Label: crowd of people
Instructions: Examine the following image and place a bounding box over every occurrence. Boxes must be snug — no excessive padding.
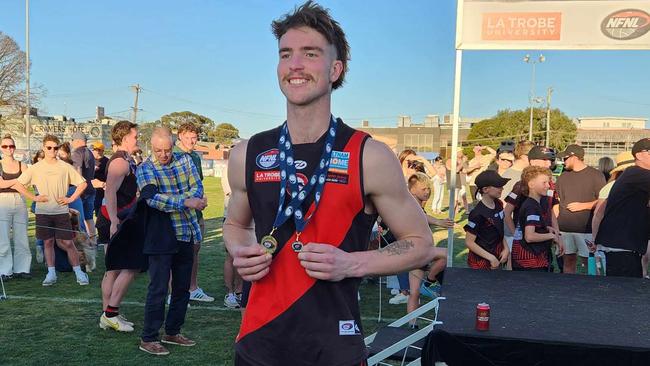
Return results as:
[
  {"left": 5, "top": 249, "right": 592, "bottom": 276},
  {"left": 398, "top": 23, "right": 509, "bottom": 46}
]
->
[{"left": 0, "top": 1, "right": 648, "bottom": 364}]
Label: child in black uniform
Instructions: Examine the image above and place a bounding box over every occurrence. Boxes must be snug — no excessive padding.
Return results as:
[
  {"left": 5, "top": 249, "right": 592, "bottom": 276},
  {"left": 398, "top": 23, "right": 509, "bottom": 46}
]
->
[{"left": 464, "top": 170, "right": 510, "bottom": 270}]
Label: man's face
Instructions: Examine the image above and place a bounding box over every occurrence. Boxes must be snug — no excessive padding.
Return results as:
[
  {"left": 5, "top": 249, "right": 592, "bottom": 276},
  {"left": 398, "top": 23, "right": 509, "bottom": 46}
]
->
[
  {"left": 92, "top": 149, "right": 103, "bottom": 160},
  {"left": 152, "top": 136, "right": 173, "bottom": 165},
  {"left": 122, "top": 128, "right": 139, "bottom": 154},
  {"left": 529, "top": 174, "right": 550, "bottom": 196},
  {"left": 564, "top": 155, "right": 577, "bottom": 170},
  {"left": 277, "top": 26, "right": 342, "bottom": 107},
  {"left": 42, "top": 141, "right": 59, "bottom": 159},
  {"left": 530, "top": 158, "right": 551, "bottom": 169},
  {"left": 483, "top": 186, "right": 504, "bottom": 199},
  {"left": 179, "top": 131, "right": 198, "bottom": 151},
  {"left": 635, "top": 151, "right": 650, "bottom": 168},
  {"left": 409, "top": 181, "right": 431, "bottom": 203},
  {"left": 496, "top": 153, "right": 514, "bottom": 170}
]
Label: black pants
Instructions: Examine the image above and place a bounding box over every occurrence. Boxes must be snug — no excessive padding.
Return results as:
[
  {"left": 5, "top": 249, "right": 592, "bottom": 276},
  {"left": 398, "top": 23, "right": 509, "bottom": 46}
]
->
[
  {"left": 141, "top": 241, "right": 193, "bottom": 342},
  {"left": 605, "top": 251, "right": 643, "bottom": 278}
]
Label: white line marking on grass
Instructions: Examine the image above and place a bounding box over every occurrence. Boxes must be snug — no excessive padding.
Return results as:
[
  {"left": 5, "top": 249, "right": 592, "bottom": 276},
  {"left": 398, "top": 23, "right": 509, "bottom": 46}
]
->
[{"left": 5, "top": 295, "right": 396, "bottom": 322}]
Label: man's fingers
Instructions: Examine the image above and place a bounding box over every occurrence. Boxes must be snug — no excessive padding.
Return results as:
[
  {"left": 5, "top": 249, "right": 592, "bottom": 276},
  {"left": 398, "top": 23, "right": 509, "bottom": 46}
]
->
[
  {"left": 304, "top": 269, "right": 333, "bottom": 281},
  {"left": 237, "top": 260, "right": 271, "bottom": 277},
  {"left": 299, "top": 259, "right": 332, "bottom": 273},
  {"left": 301, "top": 243, "right": 333, "bottom": 254},
  {"left": 233, "top": 245, "right": 267, "bottom": 258},
  {"left": 297, "top": 250, "right": 333, "bottom": 264},
  {"left": 233, "top": 252, "right": 271, "bottom": 269},
  {"left": 241, "top": 267, "right": 270, "bottom": 282}
]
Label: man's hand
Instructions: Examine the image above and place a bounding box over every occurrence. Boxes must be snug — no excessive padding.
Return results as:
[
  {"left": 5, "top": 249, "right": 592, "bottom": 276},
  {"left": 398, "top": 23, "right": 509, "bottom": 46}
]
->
[
  {"left": 433, "top": 218, "right": 454, "bottom": 229},
  {"left": 33, "top": 195, "right": 49, "bottom": 203},
  {"left": 567, "top": 202, "right": 588, "bottom": 212},
  {"left": 298, "top": 243, "right": 356, "bottom": 281},
  {"left": 488, "top": 254, "right": 500, "bottom": 269},
  {"left": 184, "top": 197, "right": 207, "bottom": 211},
  {"left": 56, "top": 197, "right": 73, "bottom": 205},
  {"left": 231, "top": 245, "right": 272, "bottom": 281}
]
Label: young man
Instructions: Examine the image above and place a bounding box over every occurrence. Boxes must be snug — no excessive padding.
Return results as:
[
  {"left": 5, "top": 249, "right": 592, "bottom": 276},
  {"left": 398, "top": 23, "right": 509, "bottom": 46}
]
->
[
  {"left": 13, "top": 134, "right": 89, "bottom": 286},
  {"left": 70, "top": 131, "right": 97, "bottom": 246},
  {"left": 91, "top": 141, "right": 109, "bottom": 220},
  {"left": 223, "top": 3, "right": 436, "bottom": 365},
  {"left": 137, "top": 127, "right": 207, "bottom": 355},
  {"left": 595, "top": 139, "right": 650, "bottom": 278},
  {"left": 173, "top": 122, "right": 214, "bottom": 303},
  {"left": 555, "top": 144, "right": 605, "bottom": 274}
]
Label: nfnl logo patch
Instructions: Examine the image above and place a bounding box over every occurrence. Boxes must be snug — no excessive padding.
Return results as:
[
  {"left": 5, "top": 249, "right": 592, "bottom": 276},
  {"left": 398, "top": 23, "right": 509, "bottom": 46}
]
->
[
  {"left": 254, "top": 171, "right": 280, "bottom": 183},
  {"left": 256, "top": 149, "right": 280, "bottom": 169},
  {"left": 329, "top": 151, "right": 350, "bottom": 174},
  {"left": 339, "top": 320, "right": 360, "bottom": 336}
]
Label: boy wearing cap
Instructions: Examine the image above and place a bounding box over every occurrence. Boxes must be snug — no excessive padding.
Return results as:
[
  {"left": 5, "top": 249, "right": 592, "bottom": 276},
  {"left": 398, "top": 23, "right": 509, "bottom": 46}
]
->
[
  {"left": 464, "top": 170, "right": 510, "bottom": 270},
  {"left": 595, "top": 139, "right": 650, "bottom": 278},
  {"left": 555, "top": 144, "right": 605, "bottom": 274}
]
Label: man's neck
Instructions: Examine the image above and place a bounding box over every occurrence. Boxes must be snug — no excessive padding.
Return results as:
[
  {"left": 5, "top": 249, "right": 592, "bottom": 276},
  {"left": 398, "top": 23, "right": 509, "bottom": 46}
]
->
[
  {"left": 286, "top": 97, "right": 332, "bottom": 144},
  {"left": 571, "top": 161, "right": 587, "bottom": 172},
  {"left": 481, "top": 195, "right": 495, "bottom": 209},
  {"left": 177, "top": 142, "right": 192, "bottom": 153},
  {"left": 44, "top": 156, "right": 57, "bottom": 164},
  {"left": 636, "top": 160, "right": 650, "bottom": 170}
]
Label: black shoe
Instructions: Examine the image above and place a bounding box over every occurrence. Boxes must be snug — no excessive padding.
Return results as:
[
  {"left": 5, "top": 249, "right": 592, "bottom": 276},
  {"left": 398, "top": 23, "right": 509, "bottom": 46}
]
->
[{"left": 14, "top": 272, "right": 32, "bottom": 279}]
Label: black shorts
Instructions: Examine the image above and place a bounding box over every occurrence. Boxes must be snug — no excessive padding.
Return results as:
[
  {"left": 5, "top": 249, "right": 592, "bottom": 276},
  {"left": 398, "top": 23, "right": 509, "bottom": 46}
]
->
[{"left": 36, "top": 213, "right": 74, "bottom": 240}]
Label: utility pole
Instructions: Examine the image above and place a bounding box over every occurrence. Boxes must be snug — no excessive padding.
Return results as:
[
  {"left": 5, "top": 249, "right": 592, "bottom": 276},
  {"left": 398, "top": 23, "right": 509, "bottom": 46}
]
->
[
  {"left": 25, "top": 0, "right": 30, "bottom": 153},
  {"left": 545, "top": 87, "right": 553, "bottom": 148},
  {"left": 131, "top": 84, "right": 141, "bottom": 123}
]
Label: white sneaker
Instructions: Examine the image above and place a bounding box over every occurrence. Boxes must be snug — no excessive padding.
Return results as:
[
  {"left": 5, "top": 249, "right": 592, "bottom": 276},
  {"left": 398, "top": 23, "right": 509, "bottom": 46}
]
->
[
  {"left": 118, "top": 314, "right": 134, "bottom": 327},
  {"left": 388, "top": 293, "right": 409, "bottom": 305},
  {"left": 76, "top": 272, "right": 89, "bottom": 286},
  {"left": 99, "top": 312, "right": 134, "bottom": 332},
  {"left": 42, "top": 272, "right": 57, "bottom": 286},
  {"left": 189, "top": 288, "right": 215, "bottom": 302},
  {"left": 390, "top": 288, "right": 400, "bottom": 296},
  {"left": 224, "top": 293, "right": 240, "bottom": 309}
]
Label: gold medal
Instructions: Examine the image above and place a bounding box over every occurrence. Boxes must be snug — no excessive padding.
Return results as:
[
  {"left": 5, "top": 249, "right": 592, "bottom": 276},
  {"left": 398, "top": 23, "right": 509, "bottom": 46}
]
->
[{"left": 260, "top": 235, "right": 278, "bottom": 254}]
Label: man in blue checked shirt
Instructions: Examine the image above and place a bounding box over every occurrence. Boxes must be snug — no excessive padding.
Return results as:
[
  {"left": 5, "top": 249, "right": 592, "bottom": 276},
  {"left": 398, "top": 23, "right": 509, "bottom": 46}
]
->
[{"left": 136, "top": 126, "right": 208, "bottom": 356}]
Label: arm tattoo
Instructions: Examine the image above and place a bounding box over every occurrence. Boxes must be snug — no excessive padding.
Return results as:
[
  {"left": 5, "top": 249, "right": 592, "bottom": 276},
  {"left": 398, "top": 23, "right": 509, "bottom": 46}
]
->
[{"left": 378, "top": 240, "right": 415, "bottom": 256}]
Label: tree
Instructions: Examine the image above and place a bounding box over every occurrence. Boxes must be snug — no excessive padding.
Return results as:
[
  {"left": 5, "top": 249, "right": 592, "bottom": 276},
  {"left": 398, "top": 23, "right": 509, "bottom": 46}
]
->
[
  {"left": 207, "top": 122, "right": 239, "bottom": 146},
  {"left": 157, "top": 111, "right": 215, "bottom": 136},
  {"left": 466, "top": 108, "right": 577, "bottom": 152},
  {"left": 0, "top": 32, "right": 44, "bottom": 109}
]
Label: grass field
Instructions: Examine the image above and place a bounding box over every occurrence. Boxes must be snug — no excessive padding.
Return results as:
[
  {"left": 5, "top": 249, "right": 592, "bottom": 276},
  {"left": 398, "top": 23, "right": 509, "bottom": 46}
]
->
[{"left": 0, "top": 177, "right": 471, "bottom": 366}]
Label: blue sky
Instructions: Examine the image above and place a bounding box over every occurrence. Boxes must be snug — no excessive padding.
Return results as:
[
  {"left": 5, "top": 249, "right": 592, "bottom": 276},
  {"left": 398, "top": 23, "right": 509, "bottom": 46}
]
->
[{"left": 1, "top": 0, "right": 649, "bottom": 137}]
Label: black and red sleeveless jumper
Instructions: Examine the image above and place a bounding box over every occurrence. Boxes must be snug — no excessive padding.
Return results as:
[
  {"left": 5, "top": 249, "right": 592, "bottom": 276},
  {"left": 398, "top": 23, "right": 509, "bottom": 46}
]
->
[{"left": 237, "top": 119, "right": 376, "bottom": 366}]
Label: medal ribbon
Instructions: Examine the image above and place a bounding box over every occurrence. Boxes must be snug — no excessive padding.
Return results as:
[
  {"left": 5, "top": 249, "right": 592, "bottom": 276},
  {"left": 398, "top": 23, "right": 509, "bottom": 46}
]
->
[{"left": 270, "top": 116, "right": 337, "bottom": 237}]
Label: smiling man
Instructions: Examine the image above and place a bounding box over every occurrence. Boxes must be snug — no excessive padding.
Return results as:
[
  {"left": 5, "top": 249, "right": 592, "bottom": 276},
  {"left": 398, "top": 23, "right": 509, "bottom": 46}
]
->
[{"left": 223, "top": 2, "right": 437, "bottom": 365}]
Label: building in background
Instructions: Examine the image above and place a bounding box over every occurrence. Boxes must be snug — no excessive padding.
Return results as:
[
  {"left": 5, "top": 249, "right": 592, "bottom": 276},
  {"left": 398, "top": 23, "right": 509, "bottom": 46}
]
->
[
  {"left": 575, "top": 116, "right": 649, "bottom": 166},
  {"left": 358, "top": 114, "right": 481, "bottom": 157}
]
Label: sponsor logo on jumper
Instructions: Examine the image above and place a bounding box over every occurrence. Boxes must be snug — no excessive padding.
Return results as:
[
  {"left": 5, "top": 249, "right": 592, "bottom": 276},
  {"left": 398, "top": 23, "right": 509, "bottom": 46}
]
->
[
  {"left": 339, "top": 320, "right": 360, "bottom": 336},
  {"left": 254, "top": 170, "right": 280, "bottom": 183},
  {"left": 482, "top": 12, "right": 562, "bottom": 41},
  {"left": 329, "top": 151, "right": 350, "bottom": 174},
  {"left": 256, "top": 148, "right": 280, "bottom": 169},
  {"left": 601, "top": 9, "right": 650, "bottom": 40},
  {"left": 287, "top": 173, "right": 309, "bottom": 195},
  {"left": 326, "top": 172, "right": 349, "bottom": 185},
  {"left": 294, "top": 160, "right": 308, "bottom": 170}
]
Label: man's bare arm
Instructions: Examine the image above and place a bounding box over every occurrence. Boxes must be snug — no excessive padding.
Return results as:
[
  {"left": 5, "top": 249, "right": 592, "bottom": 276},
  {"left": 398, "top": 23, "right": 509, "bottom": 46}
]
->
[{"left": 349, "top": 140, "right": 435, "bottom": 277}]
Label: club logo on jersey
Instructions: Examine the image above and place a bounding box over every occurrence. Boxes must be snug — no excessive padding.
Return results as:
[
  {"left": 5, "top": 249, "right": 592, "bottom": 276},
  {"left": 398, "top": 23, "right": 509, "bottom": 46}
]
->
[
  {"left": 254, "top": 170, "right": 281, "bottom": 183},
  {"left": 286, "top": 173, "right": 309, "bottom": 195},
  {"left": 294, "top": 160, "right": 308, "bottom": 170},
  {"left": 329, "top": 151, "right": 350, "bottom": 174},
  {"left": 339, "top": 320, "right": 361, "bottom": 336},
  {"left": 326, "top": 172, "right": 349, "bottom": 185},
  {"left": 256, "top": 148, "right": 280, "bottom": 169}
]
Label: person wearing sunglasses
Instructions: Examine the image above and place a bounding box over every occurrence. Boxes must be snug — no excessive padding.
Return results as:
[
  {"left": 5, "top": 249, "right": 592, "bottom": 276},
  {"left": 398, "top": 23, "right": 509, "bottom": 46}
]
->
[
  {"left": 13, "top": 134, "right": 89, "bottom": 286},
  {"left": 495, "top": 150, "right": 515, "bottom": 176},
  {"left": 0, "top": 134, "right": 30, "bottom": 280}
]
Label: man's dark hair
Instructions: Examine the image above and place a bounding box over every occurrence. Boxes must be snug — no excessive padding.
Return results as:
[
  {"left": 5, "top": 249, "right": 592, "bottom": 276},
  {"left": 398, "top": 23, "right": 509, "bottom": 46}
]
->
[
  {"left": 111, "top": 120, "right": 137, "bottom": 146},
  {"left": 272, "top": 0, "right": 350, "bottom": 90},
  {"left": 42, "top": 134, "right": 60, "bottom": 146}
]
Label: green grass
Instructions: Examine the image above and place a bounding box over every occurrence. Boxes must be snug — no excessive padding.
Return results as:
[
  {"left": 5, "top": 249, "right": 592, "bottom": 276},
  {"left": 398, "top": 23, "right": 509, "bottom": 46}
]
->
[{"left": 0, "top": 177, "right": 470, "bottom": 365}]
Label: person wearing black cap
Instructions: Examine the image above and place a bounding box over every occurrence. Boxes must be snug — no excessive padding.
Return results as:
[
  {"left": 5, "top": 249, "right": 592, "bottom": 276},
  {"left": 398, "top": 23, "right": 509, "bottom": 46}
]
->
[
  {"left": 594, "top": 138, "right": 650, "bottom": 278},
  {"left": 464, "top": 170, "right": 510, "bottom": 270},
  {"left": 555, "top": 144, "right": 605, "bottom": 274},
  {"left": 504, "top": 146, "right": 564, "bottom": 271},
  {"left": 511, "top": 166, "right": 562, "bottom": 271}
]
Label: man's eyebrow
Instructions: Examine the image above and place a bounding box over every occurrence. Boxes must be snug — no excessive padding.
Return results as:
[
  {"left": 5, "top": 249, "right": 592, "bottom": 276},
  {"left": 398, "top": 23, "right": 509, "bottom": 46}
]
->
[{"left": 279, "top": 46, "right": 324, "bottom": 53}]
